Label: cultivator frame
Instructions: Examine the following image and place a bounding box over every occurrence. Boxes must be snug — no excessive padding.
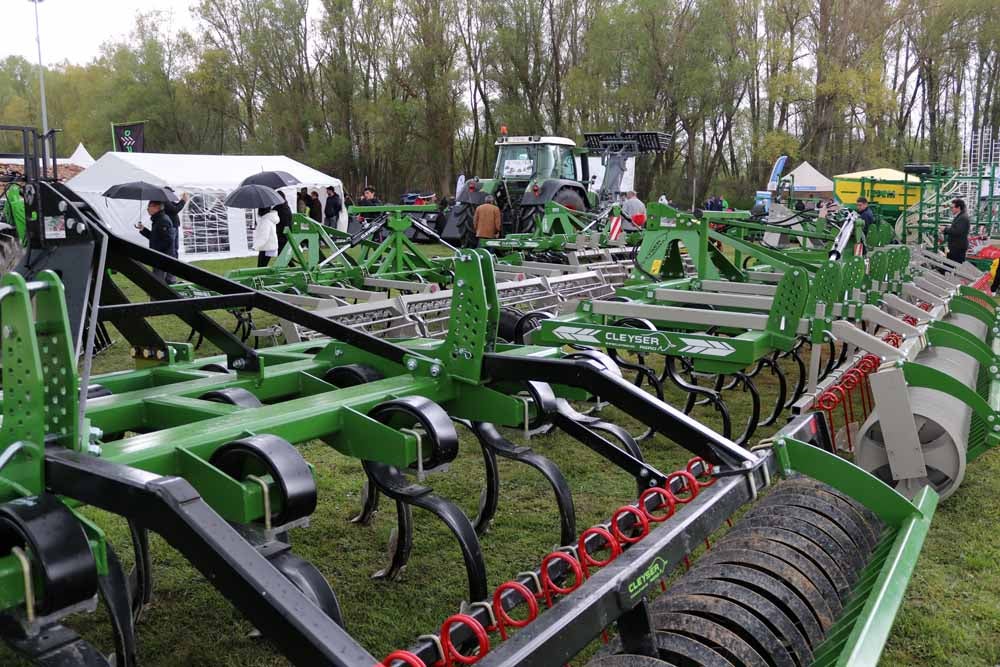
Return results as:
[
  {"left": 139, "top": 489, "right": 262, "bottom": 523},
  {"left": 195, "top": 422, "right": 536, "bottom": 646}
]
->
[
  {"left": 386, "top": 413, "right": 936, "bottom": 667},
  {"left": 0, "top": 126, "right": 970, "bottom": 667}
]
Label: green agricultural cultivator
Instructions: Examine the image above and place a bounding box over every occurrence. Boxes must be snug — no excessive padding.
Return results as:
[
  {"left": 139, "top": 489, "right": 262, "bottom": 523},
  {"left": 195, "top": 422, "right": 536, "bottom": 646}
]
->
[
  {"left": 0, "top": 125, "right": 984, "bottom": 667},
  {"left": 511, "top": 200, "right": 999, "bottom": 501},
  {"left": 173, "top": 204, "right": 633, "bottom": 347}
]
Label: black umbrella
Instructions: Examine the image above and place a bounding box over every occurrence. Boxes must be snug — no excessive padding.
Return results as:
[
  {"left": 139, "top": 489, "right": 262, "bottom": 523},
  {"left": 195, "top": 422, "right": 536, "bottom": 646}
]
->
[
  {"left": 102, "top": 181, "right": 173, "bottom": 201},
  {"left": 239, "top": 171, "right": 300, "bottom": 189},
  {"left": 224, "top": 184, "right": 283, "bottom": 209}
]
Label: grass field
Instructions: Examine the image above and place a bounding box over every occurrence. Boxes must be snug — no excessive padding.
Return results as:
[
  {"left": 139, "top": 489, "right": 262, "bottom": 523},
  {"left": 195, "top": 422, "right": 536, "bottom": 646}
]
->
[{"left": 3, "top": 253, "right": 999, "bottom": 666}]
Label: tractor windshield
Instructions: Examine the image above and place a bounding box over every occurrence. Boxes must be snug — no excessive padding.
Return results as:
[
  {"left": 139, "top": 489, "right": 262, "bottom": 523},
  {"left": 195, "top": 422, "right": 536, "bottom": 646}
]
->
[{"left": 495, "top": 144, "right": 577, "bottom": 181}]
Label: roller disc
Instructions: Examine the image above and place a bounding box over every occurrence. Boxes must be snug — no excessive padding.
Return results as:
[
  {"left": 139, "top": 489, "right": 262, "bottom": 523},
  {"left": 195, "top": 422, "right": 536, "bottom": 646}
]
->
[
  {"left": 856, "top": 415, "right": 966, "bottom": 500},
  {"left": 683, "top": 545, "right": 835, "bottom": 634},
  {"left": 665, "top": 578, "right": 812, "bottom": 666},
  {"left": 652, "top": 612, "right": 767, "bottom": 667},
  {"left": 735, "top": 509, "right": 859, "bottom": 593},
  {"left": 743, "top": 504, "right": 865, "bottom": 579},
  {"left": 654, "top": 632, "right": 736, "bottom": 667},
  {"left": 779, "top": 477, "right": 883, "bottom": 542},
  {"left": 725, "top": 524, "right": 850, "bottom": 607},
  {"left": 654, "top": 593, "right": 795, "bottom": 667},
  {"left": 683, "top": 562, "right": 824, "bottom": 649},
  {"left": 764, "top": 486, "right": 880, "bottom": 550},
  {"left": 758, "top": 490, "right": 876, "bottom": 554},
  {"left": 586, "top": 656, "right": 675, "bottom": 667}
]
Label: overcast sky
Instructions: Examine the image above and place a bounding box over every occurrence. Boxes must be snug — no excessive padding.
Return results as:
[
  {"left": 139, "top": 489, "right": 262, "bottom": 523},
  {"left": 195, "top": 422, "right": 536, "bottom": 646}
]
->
[{"left": 3, "top": 0, "right": 200, "bottom": 67}]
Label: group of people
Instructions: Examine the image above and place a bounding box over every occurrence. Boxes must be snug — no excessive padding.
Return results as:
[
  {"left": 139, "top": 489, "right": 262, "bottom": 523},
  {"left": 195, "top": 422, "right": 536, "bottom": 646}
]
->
[
  {"left": 296, "top": 185, "right": 348, "bottom": 228},
  {"left": 702, "top": 194, "right": 729, "bottom": 211}
]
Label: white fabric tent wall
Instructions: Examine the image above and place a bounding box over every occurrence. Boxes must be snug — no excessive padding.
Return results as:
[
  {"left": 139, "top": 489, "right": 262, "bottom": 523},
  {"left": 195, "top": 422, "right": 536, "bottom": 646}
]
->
[
  {"left": 66, "top": 152, "right": 346, "bottom": 261},
  {"left": 785, "top": 161, "right": 834, "bottom": 193},
  {"left": 67, "top": 143, "right": 96, "bottom": 168}
]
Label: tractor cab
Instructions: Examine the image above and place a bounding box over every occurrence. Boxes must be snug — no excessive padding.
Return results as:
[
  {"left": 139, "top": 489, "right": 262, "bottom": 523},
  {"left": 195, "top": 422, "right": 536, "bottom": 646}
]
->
[
  {"left": 494, "top": 136, "right": 581, "bottom": 183},
  {"left": 448, "top": 130, "right": 670, "bottom": 243}
]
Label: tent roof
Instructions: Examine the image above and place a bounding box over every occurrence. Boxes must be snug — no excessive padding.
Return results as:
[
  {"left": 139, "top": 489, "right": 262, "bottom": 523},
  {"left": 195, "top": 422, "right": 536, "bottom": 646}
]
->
[
  {"left": 67, "top": 152, "right": 341, "bottom": 193},
  {"left": 834, "top": 167, "right": 920, "bottom": 183},
  {"left": 786, "top": 161, "right": 833, "bottom": 191},
  {"left": 67, "top": 143, "right": 95, "bottom": 167}
]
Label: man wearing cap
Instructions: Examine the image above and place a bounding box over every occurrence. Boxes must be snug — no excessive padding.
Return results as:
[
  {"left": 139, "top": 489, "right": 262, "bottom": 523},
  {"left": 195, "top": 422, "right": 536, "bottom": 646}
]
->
[{"left": 135, "top": 201, "right": 176, "bottom": 283}]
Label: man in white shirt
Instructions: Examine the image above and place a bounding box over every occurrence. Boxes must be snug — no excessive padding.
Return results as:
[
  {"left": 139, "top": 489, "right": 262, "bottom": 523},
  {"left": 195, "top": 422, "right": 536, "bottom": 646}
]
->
[{"left": 621, "top": 191, "right": 647, "bottom": 220}]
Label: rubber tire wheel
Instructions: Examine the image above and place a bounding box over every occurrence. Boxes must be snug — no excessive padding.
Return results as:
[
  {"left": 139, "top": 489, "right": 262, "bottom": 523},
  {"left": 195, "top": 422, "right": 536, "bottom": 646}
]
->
[
  {"left": 451, "top": 202, "right": 477, "bottom": 248},
  {"left": 87, "top": 384, "right": 113, "bottom": 399},
  {"left": 198, "top": 363, "right": 231, "bottom": 374},
  {"left": 553, "top": 187, "right": 586, "bottom": 212},
  {"left": 517, "top": 204, "right": 544, "bottom": 234},
  {"left": 498, "top": 307, "right": 523, "bottom": 343},
  {"left": 324, "top": 364, "right": 384, "bottom": 388},
  {"left": 198, "top": 387, "right": 263, "bottom": 408}
]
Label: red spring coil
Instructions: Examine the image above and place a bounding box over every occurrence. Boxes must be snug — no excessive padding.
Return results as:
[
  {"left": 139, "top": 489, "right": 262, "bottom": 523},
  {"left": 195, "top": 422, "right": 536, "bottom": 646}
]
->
[
  {"left": 666, "top": 470, "right": 700, "bottom": 504},
  {"left": 492, "top": 581, "right": 539, "bottom": 640},
  {"left": 918, "top": 301, "right": 932, "bottom": 312},
  {"left": 383, "top": 651, "right": 427, "bottom": 667},
  {"left": 686, "top": 457, "right": 717, "bottom": 487},
  {"left": 903, "top": 314, "right": 918, "bottom": 326},
  {"left": 882, "top": 332, "right": 902, "bottom": 348},
  {"left": 842, "top": 368, "right": 869, "bottom": 417},
  {"left": 611, "top": 505, "right": 651, "bottom": 546},
  {"left": 638, "top": 486, "right": 677, "bottom": 524},
  {"left": 539, "top": 551, "right": 584, "bottom": 608},
  {"left": 816, "top": 388, "right": 841, "bottom": 441},
  {"left": 830, "top": 384, "right": 854, "bottom": 451},
  {"left": 859, "top": 355, "right": 880, "bottom": 373},
  {"left": 578, "top": 526, "right": 621, "bottom": 578},
  {"left": 438, "top": 614, "right": 490, "bottom": 666}
]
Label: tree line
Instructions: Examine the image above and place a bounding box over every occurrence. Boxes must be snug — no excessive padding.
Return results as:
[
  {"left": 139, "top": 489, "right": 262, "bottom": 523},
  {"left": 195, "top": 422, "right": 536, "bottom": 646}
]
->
[{"left": 1, "top": 0, "right": 998, "bottom": 206}]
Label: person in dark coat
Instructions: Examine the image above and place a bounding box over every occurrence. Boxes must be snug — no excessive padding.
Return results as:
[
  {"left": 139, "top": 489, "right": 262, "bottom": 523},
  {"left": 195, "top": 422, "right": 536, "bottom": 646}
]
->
[
  {"left": 359, "top": 186, "right": 382, "bottom": 207},
  {"left": 855, "top": 197, "right": 875, "bottom": 236},
  {"left": 135, "top": 201, "right": 176, "bottom": 283},
  {"left": 162, "top": 187, "right": 188, "bottom": 258},
  {"left": 274, "top": 191, "right": 293, "bottom": 253},
  {"left": 308, "top": 190, "right": 322, "bottom": 222},
  {"left": 943, "top": 198, "right": 970, "bottom": 264},
  {"left": 324, "top": 185, "right": 343, "bottom": 229}
]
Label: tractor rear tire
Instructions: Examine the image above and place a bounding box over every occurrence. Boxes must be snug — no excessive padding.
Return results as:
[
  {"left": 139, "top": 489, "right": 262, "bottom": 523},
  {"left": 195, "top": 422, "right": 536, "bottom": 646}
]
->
[
  {"left": 553, "top": 187, "right": 586, "bottom": 212},
  {"left": 517, "top": 204, "right": 543, "bottom": 234},
  {"left": 450, "top": 202, "right": 477, "bottom": 247}
]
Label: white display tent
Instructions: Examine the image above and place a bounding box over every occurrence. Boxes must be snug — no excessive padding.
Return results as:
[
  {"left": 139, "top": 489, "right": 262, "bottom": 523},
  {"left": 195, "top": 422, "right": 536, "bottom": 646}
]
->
[
  {"left": 786, "top": 161, "right": 834, "bottom": 194},
  {"left": 67, "top": 143, "right": 96, "bottom": 168},
  {"left": 67, "top": 152, "right": 346, "bottom": 261}
]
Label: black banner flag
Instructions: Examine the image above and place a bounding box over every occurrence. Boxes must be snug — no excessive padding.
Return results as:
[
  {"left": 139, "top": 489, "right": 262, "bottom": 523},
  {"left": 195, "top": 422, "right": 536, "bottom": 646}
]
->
[{"left": 112, "top": 122, "right": 145, "bottom": 153}]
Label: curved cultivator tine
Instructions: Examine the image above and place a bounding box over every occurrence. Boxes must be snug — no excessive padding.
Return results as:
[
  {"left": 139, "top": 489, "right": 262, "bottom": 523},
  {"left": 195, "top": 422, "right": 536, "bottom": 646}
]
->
[
  {"left": 663, "top": 356, "right": 732, "bottom": 438},
  {"left": 470, "top": 421, "right": 577, "bottom": 546}
]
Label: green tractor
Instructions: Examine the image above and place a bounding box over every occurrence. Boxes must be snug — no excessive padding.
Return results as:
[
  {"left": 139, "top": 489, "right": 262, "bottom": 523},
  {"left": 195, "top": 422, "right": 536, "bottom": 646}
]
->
[{"left": 448, "top": 130, "right": 670, "bottom": 244}]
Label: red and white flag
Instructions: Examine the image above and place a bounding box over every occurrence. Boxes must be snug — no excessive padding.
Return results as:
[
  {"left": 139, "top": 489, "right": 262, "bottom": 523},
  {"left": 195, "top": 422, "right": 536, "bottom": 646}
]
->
[{"left": 608, "top": 215, "right": 623, "bottom": 240}]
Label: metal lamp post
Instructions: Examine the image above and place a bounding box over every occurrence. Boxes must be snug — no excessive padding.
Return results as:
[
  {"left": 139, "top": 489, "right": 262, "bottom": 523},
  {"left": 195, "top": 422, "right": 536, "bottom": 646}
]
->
[{"left": 29, "top": 0, "right": 49, "bottom": 136}]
